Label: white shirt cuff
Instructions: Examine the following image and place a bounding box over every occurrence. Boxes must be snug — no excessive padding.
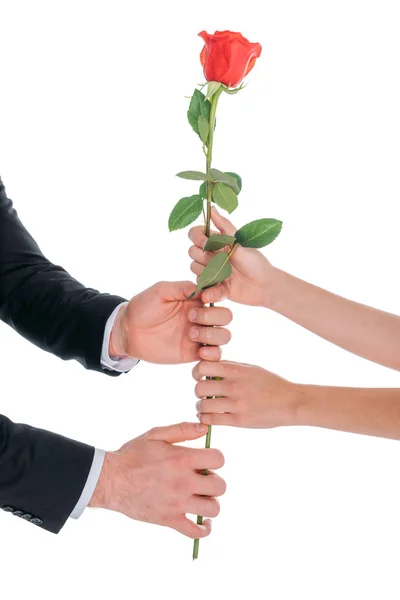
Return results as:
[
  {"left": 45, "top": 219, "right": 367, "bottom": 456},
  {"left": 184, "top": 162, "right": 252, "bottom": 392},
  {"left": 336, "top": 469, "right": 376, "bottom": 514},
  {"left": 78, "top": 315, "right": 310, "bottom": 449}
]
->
[
  {"left": 100, "top": 302, "right": 140, "bottom": 373},
  {"left": 70, "top": 448, "right": 106, "bottom": 519}
]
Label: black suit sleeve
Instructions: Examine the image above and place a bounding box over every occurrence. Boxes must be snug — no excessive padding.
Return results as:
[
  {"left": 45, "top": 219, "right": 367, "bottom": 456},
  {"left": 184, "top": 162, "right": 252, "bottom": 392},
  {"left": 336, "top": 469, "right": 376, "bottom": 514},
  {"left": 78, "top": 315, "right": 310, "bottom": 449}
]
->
[
  {"left": 0, "top": 175, "right": 126, "bottom": 533},
  {"left": 0, "top": 414, "right": 95, "bottom": 533},
  {"left": 0, "top": 175, "right": 126, "bottom": 374}
]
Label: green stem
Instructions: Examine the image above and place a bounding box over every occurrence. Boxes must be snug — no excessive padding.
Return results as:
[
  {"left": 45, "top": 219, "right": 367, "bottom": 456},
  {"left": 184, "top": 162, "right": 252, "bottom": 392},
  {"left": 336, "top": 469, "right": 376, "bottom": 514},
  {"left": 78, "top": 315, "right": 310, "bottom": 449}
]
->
[
  {"left": 193, "top": 86, "right": 223, "bottom": 562},
  {"left": 205, "top": 86, "right": 223, "bottom": 237}
]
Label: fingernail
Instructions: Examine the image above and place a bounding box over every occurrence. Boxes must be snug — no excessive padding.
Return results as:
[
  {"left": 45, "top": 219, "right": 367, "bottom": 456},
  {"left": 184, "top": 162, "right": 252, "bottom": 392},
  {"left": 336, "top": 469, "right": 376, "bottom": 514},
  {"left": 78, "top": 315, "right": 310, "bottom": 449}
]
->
[
  {"left": 196, "top": 401, "right": 201, "bottom": 412},
  {"left": 190, "top": 327, "right": 199, "bottom": 339},
  {"left": 196, "top": 422, "right": 206, "bottom": 431},
  {"left": 189, "top": 309, "right": 197, "bottom": 321},
  {"left": 202, "top": 348, "right": 210, "bottom": 357}
]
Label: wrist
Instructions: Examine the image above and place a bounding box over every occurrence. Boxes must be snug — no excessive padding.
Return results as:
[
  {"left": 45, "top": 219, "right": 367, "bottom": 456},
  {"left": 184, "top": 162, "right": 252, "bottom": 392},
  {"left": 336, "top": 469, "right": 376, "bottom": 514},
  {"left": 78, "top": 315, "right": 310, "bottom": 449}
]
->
[
  {"left": 262, "top": 267, "right": 289, "bottom": 312},
  {"left": 109, "top": 304, "right": 130, "bottom": 359},
  {"left": 291, "top": 383, "right": 317, "bottom": 427},
  {"left": 88, "top": 451, "right": 114, "bottom": 510}
]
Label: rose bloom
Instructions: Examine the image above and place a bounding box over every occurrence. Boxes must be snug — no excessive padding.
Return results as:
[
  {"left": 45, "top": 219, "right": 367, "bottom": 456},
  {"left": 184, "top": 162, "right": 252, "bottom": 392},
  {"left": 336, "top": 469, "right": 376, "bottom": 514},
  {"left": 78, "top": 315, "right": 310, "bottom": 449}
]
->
[{"left": 199, "top": 30, "right": 262, "bottom": 88}]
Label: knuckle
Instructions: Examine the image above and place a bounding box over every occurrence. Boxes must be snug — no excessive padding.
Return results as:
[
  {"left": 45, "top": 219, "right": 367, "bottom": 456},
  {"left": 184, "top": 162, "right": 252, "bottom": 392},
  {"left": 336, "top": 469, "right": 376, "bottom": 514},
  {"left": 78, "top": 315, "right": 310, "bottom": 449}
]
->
[
  {"left": 229, "top": 362, "right": 242, "bottom": 376},
  {"left": 212, "top": 449, "right": 225, "bottom": 468},
  {"left": 201, "top": 310, "right": 209, "bottom": 325},
  {"left": 198, "top": 360, "right": 207, "bottom": 376},
  {"left": 178, "top": 421, "right": 192, "bottom": 437},
  {"left": 170, "top": 474, "right": 189, "bottom": 495},
  {"left": 170, "top": 453, "right": 188, "bottom": 470},
  {"left": 167, "top": 497, "right": 181, "bottom": 511},
  {"left": 212, "top": 499, "right": 221, "bottom": 517},
  {"left": 219, "top": 478, "right": 227, "bottom": 496},
  {"left": 146, "top": 426, "right": 158, "bottom": 439},
  {"left": 186, "top": 530, "right": 197, "bottom": 539},
  {"left": 224, "top": 308, "right": 233, "bottom": 324},
  {"left": 212, "top": 347, "right": 222, "bottom": 361},
  {"left": 195, "top": 382, "right": 204, "bottom": 398}
]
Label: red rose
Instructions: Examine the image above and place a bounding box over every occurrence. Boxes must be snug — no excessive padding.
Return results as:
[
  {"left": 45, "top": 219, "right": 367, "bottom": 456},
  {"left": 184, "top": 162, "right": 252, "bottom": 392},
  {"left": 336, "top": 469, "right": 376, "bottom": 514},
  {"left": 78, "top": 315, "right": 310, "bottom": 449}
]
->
[{"left": 199, "top": 30, "right": 262, "bottom": 88}]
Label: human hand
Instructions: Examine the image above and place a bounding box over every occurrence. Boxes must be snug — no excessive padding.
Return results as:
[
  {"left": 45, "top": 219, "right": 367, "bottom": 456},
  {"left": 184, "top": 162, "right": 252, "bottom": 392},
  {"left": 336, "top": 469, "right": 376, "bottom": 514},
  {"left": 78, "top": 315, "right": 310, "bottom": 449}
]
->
[
  {"left": 109, "top": 280, "right": 232, "bottom": 363},
  {"left": 193, "top": 360, "right": 299, "bottom": 429},
  {"left": 89, "top": 422, "right": 226, "bottom": 538},
  {"left": 188, "top": 207, "right": 277, "bottom": 307}
]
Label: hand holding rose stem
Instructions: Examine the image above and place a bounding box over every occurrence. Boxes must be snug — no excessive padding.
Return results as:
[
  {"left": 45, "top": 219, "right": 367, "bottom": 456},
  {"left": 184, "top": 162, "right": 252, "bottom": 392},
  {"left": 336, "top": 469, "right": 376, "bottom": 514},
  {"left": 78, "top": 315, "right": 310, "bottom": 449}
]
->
[{"left": 168, "top": 30, "right": 283, "bottom": 559}]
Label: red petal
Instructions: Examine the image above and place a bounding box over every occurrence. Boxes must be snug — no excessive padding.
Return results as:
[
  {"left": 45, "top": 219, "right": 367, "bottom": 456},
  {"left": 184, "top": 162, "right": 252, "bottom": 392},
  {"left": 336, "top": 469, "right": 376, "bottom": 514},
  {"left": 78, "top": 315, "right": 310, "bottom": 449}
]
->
[
  {"left": 245, "top": 56, "right": 257, "bottom": 77},
  {"left": 200, "top": 45, "right": 206, "bottom": 67}
]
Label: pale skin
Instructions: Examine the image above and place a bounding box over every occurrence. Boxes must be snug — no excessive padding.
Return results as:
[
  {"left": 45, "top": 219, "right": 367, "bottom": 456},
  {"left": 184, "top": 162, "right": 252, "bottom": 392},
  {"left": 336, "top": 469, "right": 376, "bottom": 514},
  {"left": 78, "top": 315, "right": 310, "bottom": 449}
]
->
[
  {"left": 109, "top": 280, "right": 232, "bottom": 364},
  {"left": 89, "top": 422, "right": 226, "bottom": 538},
  {"left": 188, "top": 207, "right": 400, "bottom": 440},
  {"left": 89, "top": 279, "right": 232, "bottom": 538}
]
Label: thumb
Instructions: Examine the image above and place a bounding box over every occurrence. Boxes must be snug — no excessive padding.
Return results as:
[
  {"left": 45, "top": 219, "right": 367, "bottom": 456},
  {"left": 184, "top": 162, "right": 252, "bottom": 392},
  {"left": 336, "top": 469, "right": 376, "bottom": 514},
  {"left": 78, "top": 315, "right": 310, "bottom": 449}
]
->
[
  {"left": 147, "top": 422, "right": 208, "bottom": 444},
  {"left": 153, "top": 280, "right": 196, "bottom": 302},
  {"left": 211, "top": 207, "right": 237, "bottom": 236}
]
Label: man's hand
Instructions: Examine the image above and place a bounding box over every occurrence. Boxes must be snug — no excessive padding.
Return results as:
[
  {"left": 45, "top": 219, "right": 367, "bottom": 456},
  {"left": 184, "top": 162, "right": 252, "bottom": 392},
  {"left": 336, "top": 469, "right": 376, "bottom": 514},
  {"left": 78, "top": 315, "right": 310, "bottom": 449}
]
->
[
  {"left": 89, "top": 422, "right": 226, "bottom": 538},
  {"left": 188, "top": 207, "right": 276, "bottom": 308},
  {"left": 109, "top": 280, "right": 232, "bottom": 363}
]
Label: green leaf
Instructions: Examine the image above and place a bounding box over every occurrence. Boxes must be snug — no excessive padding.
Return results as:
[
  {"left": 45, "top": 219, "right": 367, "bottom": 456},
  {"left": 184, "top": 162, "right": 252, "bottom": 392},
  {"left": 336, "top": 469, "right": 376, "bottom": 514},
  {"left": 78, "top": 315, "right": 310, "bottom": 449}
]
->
[
  {"left": 195, "top": 252, "right": 232, "bottom": 293},
  {"left": 235, "top": 219, "right": 283, "bottom": 248},
  {"left": 203, "top": 234, "right": 237, "bottom": 251},
  {"left": 199, "top": 181, "right": 208, "bottom": 198},
  {"left": 176, "top": 170, "right": 208, "bottom": 181},
  {"left": 224, "top": 172, "right": 242, "bottom": 194},
  {"left": 209, "top": 168, "right": 240, "bottom": 194},
  {"left": 212, "top": 183, "right": 238, "bottom": 214},
  {"left": 198, "top": 115, "right": 209, "bottom": 145},
  {"left": 205, "top": 81, "right": 222, "bottom": 100},
  {"left": 168, "top": 195, "right": 204, "bottom": 232},
  {"left": 187, "top": 89, "right": 211, "bottom": 137}
]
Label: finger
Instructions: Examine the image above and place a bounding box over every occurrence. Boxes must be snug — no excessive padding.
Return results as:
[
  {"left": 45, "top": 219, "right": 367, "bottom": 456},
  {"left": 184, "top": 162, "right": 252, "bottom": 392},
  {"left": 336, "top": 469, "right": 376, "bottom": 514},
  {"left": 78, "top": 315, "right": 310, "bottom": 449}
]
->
[
  {"left": 188, "top": 245, "right": 215, "bottom": 266},
  {"left": 153, "top": 280, "right": 196, "bottom": 302},
  {"left": 198, "top": 345, "right": 222, "bottom": 361},
  {"left": 147, "top": 421, "right": 208, "bottom": 443},
  {"left": 188, "top": 306, "right": 233, "bottom": 327},
  {"left": 211, "top": 207, "right": 237, "bottom": 236},
  {"left": 190, "top": 261, "right": 204, "bottom": 277},
  {"left": 192, "top": 360, "right": 230, "bottom": 381},
  {"left": 196, "top": 398, "right": 234, "bottom": 414},
  {"left": 189, "top": 326, "right": 231, "bottom": 347},
  {"left": 188, "top": 225, "right": 218, "bottom": 248},
  {"left": 185, "top": 497, "right": 220, "bottom": 518},
  {"left": 188, "top": 225, "right": 208, "bottom": 248},
  {"left": 170, "top": 515, "right": 212, "bottom": 539},
  {"left": 188, "top": 447, "right": 225, "bottom": 470},
  {"left": 193, "top": 471, "right": 227, "bottom": 497},
  {"left": 201, "top": 283, "right": 229, "bottom": 304},
  {"left": 199, "top": 413, "right": 237, "bottom": 427},
  {"left": 195, "top": 379, "right": 228, "bottom": 399}
]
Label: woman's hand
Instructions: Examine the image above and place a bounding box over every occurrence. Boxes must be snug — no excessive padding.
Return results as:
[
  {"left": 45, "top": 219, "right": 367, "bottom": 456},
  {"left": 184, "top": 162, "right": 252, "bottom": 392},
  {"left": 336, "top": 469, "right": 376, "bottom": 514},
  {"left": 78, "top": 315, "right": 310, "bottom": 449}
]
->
[
  {"left": 188, "top": 207, "right": 277, "bottom": 308},
  {"left": 192, "top": 360, "right": 300, "bottom": 429}
]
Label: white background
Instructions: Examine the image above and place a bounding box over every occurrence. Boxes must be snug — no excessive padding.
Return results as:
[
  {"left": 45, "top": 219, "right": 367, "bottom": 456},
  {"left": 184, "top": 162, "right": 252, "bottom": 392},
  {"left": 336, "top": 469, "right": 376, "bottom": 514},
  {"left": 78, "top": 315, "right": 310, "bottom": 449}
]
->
[{"left": 1, "top": 0, "right": 400, "bottom": 598}]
